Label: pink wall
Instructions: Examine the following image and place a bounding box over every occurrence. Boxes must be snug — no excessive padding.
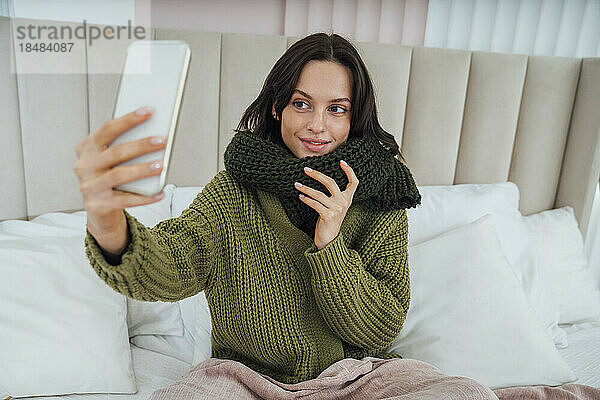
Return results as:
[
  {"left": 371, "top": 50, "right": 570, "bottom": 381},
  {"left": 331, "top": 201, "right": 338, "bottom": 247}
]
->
[
  {"left": 134, "top": 0, "right": 427, "bottom": 46},
  {"left": 144, "top": 0, "right": 285, "bottom": 35}
]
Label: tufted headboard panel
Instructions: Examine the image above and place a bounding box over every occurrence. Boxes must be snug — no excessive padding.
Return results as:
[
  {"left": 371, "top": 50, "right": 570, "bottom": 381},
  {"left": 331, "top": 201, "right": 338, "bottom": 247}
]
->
[{"left": 1, "top": 16, "right": 599, "bottom": 238}]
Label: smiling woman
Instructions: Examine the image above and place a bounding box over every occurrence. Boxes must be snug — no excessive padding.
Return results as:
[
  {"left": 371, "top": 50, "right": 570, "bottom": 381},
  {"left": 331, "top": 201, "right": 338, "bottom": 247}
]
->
[
  {"left": 277, "top": 61, "right": 352, "bottom": 158},
  {"left": 82, "top": 32, "right": 490, "bottom": 399},
  {"left": 235, "top": 32, "right": 405, "bottom": 163}
]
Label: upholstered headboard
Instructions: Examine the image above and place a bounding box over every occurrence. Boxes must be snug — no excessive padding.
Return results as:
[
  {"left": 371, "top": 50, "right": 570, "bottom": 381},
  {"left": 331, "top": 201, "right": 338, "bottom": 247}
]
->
[{"left": 1, "top": 16, "right": 599, "bottom": 239}]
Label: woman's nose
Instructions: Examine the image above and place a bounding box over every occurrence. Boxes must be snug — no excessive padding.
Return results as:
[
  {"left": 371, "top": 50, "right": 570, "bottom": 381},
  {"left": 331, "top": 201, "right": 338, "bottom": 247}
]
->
[{"left": 308, "top": 109, "right": 326, "bottom": 132}]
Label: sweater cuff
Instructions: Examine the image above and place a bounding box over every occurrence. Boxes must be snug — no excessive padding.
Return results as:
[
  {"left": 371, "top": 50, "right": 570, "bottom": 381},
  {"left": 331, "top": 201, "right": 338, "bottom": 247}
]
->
[
  {"left": 304, "top": 233, "right": 353, "bottom": 281},
  {"left": 84, "top": 210, "right": 145, "bottom": 274}
]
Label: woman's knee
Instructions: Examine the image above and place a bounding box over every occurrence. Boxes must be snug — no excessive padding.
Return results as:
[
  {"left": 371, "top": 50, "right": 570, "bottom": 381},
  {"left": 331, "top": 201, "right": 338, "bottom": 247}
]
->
[{"left": 448, "top": 376, "right": 498, "bottom": 399}]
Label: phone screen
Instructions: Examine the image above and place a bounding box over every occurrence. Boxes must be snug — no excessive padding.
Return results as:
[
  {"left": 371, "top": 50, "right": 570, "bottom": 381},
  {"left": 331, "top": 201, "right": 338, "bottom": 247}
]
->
[{"left": 110, "top": 40, "right": 190, "bottom": 196}]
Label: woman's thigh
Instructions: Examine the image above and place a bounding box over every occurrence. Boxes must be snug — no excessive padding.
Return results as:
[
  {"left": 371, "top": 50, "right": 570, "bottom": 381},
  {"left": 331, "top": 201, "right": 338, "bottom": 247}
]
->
[{"left": 307, "top": 357, "right": 498, "bottom": 400}]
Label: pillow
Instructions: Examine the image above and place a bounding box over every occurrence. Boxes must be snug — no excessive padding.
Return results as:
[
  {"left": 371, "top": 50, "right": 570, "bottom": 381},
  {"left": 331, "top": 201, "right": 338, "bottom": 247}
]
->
[
  {"left": 489, "top": 212, "right": 567, "bottom": 348},
  {"left": 0, "top": 211, "right": 87, "bottom": 239},
  {"left": 171, "top": 186, "right": 204, "bottom": 218},
  {"left": 0, "top": 187, "right": 184, "bottom": 341},
  {"left": 523, "top": 206, "right": 600, "bottom": 325},
  {"left": 127, "top": 293, "right": 205, "bottom": 365},
  {"left": 407, "top": 181, "right": 520, "bottom": 246},
  {"left": 404, "top": 180, "right": 566, "bottom": 348},
  {"left": 125, "top": 183, "right": 175, "bottom": 228},
  {"left": 0, "top": 233, "right": 136, "bottom": 396},
  {"left": 129, "top": 334, "right": 195, "bottom": 365},
  {"left": 388, "top": 214, "right": 576, "bottom": 389},
  {"left": 0, "top": 384, "right": 10, "bottom": 400},
  {"left": 127, "top": 299, "right": 184, "bottom": 338},
  {"left": 192, "top": 291, "right": 213, "bottom": 365},
  {"left": 179, "top": 294, "right": 198, "bottom": 340}
]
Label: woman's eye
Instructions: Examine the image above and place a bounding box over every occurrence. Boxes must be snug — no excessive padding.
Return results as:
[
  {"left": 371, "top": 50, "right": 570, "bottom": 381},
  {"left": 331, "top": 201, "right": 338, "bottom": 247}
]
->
[
  {"left": 329, "top": 106, "right": 347, "bottom": 113},
  {"left": 292, "top": 101, "right": 346, "bottom": 114},
  {"left": 292, "top": 100, "right": 308, "bottom": 109}
]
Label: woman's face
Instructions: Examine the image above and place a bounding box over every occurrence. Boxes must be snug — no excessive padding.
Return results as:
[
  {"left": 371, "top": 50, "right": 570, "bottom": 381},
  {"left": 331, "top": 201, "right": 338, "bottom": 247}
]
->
[{"left": 274, "top": 60, "right": 352, "bottom": 158}]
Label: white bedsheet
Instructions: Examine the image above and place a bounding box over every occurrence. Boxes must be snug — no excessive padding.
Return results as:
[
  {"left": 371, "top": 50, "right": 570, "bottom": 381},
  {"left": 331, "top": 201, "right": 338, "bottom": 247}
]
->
[{"left": 557, "top": 325, "right": 600, "bottom": 388}]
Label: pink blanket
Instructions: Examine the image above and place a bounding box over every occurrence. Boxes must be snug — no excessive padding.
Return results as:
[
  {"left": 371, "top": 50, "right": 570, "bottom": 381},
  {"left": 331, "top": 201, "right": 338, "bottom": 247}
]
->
[{"left": 149, "top": 357, "right": 600, "bottom": 400}]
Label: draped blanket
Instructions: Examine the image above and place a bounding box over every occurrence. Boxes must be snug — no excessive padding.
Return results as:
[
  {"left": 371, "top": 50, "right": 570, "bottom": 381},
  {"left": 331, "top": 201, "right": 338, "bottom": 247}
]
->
[{"left": 149, "top": 357, "right": 600, "bottom": 400}]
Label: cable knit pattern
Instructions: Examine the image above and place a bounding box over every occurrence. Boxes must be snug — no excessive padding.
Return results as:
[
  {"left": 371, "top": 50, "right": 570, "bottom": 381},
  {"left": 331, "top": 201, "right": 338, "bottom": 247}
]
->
[
  {"left": 223, "top": 129, "right": 421, "bottom": 237},
  {"left": 84, "top": 169, "right": 411, "bottom": 384}
]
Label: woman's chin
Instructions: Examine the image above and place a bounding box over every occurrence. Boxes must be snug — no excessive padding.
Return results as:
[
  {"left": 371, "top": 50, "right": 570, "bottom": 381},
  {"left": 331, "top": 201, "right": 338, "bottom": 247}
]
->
[
  {"left": 300, "top": 152, "right": 321, "bottom": 158},
  {"left": 290, "top": 146, "right": 331, "bottom": 158}
]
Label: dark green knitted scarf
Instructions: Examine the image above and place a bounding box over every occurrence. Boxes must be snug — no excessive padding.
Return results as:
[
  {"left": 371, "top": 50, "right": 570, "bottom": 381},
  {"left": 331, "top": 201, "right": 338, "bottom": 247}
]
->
[{"left": 223, "top": 129, "right": 421, "bottom": 237}]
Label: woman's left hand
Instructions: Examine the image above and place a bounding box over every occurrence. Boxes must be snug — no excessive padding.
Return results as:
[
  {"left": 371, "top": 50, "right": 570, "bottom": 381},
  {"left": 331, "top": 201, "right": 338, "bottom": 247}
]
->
[{"left": 294, "top": 160, "right": 359, "bottom": 250}]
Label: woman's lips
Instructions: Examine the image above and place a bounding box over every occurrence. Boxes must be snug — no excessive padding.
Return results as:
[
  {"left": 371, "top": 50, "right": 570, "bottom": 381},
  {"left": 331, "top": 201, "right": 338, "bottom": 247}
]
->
[{"left": 301, "top": 139, "right": 330, "bottom": 152}]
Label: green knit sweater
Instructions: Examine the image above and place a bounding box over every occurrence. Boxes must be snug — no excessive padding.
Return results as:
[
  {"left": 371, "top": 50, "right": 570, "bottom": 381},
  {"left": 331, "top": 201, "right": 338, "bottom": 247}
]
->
[{"left": 84, "top": 169, "right": 410, "bottom": 384}]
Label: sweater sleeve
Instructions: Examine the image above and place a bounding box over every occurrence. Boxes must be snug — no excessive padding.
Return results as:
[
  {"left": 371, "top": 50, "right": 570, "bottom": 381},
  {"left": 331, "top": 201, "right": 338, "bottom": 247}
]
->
[
  {"left": 84, "top": 200, "right": 215, "bottom": 303},
  {"left": 303, "top": 209, "right": 409, "bottom": 353}
]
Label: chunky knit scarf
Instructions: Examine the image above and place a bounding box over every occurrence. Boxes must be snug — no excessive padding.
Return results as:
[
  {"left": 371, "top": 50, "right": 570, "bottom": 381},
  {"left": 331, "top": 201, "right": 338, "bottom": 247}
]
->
[{"left": 223, "top": 129, "right": 421, "bottom": 237}]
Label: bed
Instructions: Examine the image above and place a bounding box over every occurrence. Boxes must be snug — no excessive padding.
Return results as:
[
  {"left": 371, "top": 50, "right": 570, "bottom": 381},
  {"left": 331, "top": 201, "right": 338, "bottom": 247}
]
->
[{"left": 1, "top": 15, "right": 600, "bottom": 399}]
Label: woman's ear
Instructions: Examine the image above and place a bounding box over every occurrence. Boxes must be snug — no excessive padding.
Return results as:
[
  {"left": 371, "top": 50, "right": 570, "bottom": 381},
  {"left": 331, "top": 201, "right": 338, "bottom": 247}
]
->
[{"left": 271, "top": 104, "right": 278, "bottom": 120}]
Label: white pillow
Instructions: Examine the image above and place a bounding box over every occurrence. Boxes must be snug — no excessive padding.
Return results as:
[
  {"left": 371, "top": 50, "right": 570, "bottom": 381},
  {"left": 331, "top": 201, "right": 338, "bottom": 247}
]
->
[
  {"left": 0, "top": 383, "right": 11, "bottom": 400},
  {"left": 404, "top": 181, "right": 566, "bottom": 347},
  {"left": 128, "top": 294, "right": 205, "bottom": 365},
  {"left": 523, "top": 206, "right": 600, "bottom": 325},
  {"left": 407, "top": 181, "right": 520, "bottom": 246},
  {"left": 132, "top": 297, "right": 212, "bottom": 367},
  {"left": 129, "top": 334, "right": 195, "bottom": 364},
  {"left": 171, "top": 186, "right": 204, "bottom": 218},
  {"left": 388, "top": 214, "right": 576, "bottom": 389},
  {"left": 489, "top": 212, "right": 567, "bottom": 348},
  {"left": 0, "top": 234, "right": 136, "bottom": 396},
  {"left": 192, "top": 291, "right": 213, "bottom": 365},
  {"left": 179, "top": 294, "right": 198, "bottom": 340},
  {"left": 125, "top": 183, "right": 175, "bottom": 228},
  {"left": 0, "top": 211, "right": 87, "bottom": 239},
  {"left": 127, "top": 299, "right": 184, "bottom": 338},
  {"left": 0, "top": 187, "right": 184, "bottom": 341}
]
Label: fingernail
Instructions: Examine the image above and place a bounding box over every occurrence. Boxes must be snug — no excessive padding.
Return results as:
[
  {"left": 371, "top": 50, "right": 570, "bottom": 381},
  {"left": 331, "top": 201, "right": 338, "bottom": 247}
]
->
[
  {"left": 304, "top": 166, "right": 312, "bottom": 173},
  {"left": 340, "top": 160, "right": 348, "bottom": 166},
  {"left": 136, "top": 106, "right": 152, "bottom": 116},
  {"left": 150, "top": 161, "right": 162, "bottom": 170},
  {"left": 150, "top": 136, "right": 165, "bottom": 145},
  {"left": 295, "top": 182, "right": 302, "bottom": 187},
  {"left": 153, "top": 192, "right": 164, "bottom": 199}
]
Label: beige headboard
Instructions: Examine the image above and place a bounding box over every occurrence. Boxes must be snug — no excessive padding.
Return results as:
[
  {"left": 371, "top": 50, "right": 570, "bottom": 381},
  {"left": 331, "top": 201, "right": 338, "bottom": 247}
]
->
[{"left": 1, "top": 16, "right": 599, "bottom": 239}]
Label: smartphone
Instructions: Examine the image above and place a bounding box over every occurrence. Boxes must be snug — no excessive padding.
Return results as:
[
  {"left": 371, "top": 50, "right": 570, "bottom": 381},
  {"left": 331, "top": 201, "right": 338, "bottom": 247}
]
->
[{"left": 109, "top": 40, "right": 191, "bottom": 196}]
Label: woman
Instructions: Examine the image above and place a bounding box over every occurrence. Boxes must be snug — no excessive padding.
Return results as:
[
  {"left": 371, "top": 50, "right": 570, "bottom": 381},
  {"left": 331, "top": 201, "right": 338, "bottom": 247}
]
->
[{"left": 75, "top": 33, "right": 497, "bottom": 399}]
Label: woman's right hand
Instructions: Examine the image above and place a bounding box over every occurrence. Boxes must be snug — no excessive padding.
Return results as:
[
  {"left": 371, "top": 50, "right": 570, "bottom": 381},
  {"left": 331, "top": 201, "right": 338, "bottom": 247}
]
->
[{"left": 74, "top": 106, "right": 167, "bottom": 255}]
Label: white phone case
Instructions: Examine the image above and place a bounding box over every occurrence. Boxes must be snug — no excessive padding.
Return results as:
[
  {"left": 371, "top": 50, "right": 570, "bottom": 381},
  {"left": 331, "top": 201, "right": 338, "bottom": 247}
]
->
[{"left": 110, "top": 40, "right": 191, "bottom": 196}]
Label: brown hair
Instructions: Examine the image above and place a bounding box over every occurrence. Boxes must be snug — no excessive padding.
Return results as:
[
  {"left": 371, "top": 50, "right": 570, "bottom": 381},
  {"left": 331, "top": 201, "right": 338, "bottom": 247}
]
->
[{"left": 234, "top": 32, "right": 405, "bottom": 162}]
